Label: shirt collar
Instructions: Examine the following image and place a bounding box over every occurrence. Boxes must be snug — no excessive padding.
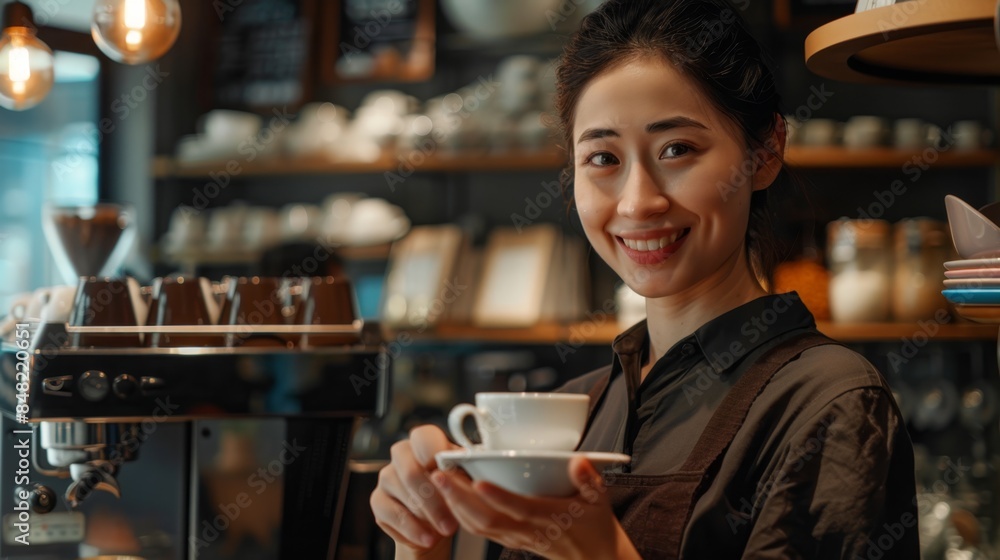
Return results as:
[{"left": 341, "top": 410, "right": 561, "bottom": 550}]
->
[{"left": 611, "top": 291, "right": 816, "bottom": 374}]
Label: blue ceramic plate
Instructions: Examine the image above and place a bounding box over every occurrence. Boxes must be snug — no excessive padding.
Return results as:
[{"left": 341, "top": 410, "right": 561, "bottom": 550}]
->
[{"left": 942, "top": 289, "right": 1000, "bottom": 305}]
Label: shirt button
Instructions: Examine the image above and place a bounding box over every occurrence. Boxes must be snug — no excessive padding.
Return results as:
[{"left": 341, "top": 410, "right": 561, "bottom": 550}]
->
[{"left": 682, "top": 343, "right": 695, "bottom": 355}]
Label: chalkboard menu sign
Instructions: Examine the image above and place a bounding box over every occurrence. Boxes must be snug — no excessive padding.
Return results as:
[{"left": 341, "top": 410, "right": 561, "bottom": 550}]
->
[
  {"left": 213, "top": 0, "right": 317, "bottom": 110},
  {"left": 320, "top": 0, "right": 434, "bottom": 83}
]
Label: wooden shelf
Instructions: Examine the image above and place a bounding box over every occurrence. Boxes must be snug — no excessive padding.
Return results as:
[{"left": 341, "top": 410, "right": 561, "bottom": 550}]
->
[
  {"left": 152, "top": 145, "right": 1000, "bottom": 179},
  {"left": 152, "top": 149, "right": 568, "bottom": 179},
  {"left": 816, "top": 321, "right": 997, "bottom": 341},
  {"left": 805, "top": 0, "right": 1000, "bottom": 85},
  {"left": 387, "top": 320, "right": 997, "bottom": 345},
  {"left": 785, "top": 146, "right": 1000, "bottom": 168}
]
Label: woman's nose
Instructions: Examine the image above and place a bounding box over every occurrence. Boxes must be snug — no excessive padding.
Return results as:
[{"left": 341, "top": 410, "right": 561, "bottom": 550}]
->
[{"left": 617, "top": 162, "right": 669, "bottom": 220}]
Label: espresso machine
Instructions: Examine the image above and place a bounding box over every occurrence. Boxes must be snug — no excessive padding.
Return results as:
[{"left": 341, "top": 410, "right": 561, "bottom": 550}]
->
[{"left": 0, "top": 204, "right": 389, "bottom": 559}]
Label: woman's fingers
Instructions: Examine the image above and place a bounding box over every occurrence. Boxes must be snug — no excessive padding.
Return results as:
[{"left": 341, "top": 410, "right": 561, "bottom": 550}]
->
[
  {"left": 389, "top": 440, "right": 458, "bottom": 536},
  {"left": 431, "top": 469, "right": 521, "bottom": 535},
  {"left": 370, "top": 486, "right": 439, "bottom": 549},
  {"left": 410, "top": 424, "right": 459, "bottom": 467},
  {"left": 568, "top": 456, "right": 605, "bottom": 494},
  {"left": 473, "top": 481, "right": 546, "bottom": 522}
]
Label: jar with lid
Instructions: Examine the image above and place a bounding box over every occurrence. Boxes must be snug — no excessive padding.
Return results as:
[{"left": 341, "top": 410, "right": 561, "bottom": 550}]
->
[
  {"left": 827, "top": 218, "right": 891, "bottom": 322},
  {"left": 892, "top": 218, "right": 950, "bottom": 322}
]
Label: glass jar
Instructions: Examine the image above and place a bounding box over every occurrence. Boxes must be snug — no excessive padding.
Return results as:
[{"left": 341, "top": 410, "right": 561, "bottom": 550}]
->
[
  {"left": 892, "top": 218, "right": 950, "bottom": 322},
  {"left": 827, "top": 218, "right": 891, "bottom": 322}
]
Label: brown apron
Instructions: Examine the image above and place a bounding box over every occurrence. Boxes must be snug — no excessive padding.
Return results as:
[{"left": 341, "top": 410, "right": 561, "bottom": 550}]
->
[{"left": 498, "top": 332, "right": 837, "bottom": 560}]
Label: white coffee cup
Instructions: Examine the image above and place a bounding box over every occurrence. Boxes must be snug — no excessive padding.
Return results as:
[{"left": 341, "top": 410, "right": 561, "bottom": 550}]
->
[
  {"left": 0, "top": 285, "right": 77, "bottom": 339},
  {"left": 951, "top": 120, "right": 993, "bottom": 150},
  {"left": 893, "top": 118, "right": 929, "bottom": 150},
  {"left": 843, "top": 116, "right": 888, "bottom": 149},
  {"left": 447, "top": 392, "right": 589, "bottom": 451},
  {"left": 800, "top": 118, "right": 841, "bottom": 147}
]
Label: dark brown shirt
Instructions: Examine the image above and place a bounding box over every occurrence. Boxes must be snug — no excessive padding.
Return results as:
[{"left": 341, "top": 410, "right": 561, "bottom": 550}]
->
[{"left": 559, "top": 292, "right": 919, "bottom": 559}]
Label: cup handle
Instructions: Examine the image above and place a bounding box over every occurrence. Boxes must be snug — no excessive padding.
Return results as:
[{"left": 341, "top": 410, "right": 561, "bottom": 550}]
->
[
  {"left": 8, "top": 292, "right": 34, "bottom": 319},
  {"left": 447, "top": 403, "right": 482, "bottom": 450}
]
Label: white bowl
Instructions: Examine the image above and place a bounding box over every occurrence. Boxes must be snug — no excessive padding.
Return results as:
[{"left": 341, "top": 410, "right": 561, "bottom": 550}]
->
[
  {"left": 945, "top": 195, "right": 1000, "bottom": 259},
  {"left": 440, "top": 0, "right": 564, "bottom": 39},
  {"left": 200, "top": 110, "right": 262, "bottom": 142},
  {"left": 435, "top": 450, "right": 630, "bottom": 497}
]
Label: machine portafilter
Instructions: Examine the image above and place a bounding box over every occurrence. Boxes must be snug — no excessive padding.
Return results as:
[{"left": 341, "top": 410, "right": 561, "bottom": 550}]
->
[{"left": 35, "top": 421, "right": 142, "bottom": 507}]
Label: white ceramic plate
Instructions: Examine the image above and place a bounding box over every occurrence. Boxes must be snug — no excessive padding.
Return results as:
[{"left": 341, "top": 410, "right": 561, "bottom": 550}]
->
[
  {"left": 945, "top": 258, "right": 1000, "bottom": 271},
  {"left": 435, "top": 450, "right": 631, "bottom": 497},
  {"left": 943, "top": 278, "right": 1000, "bottom": 288}
]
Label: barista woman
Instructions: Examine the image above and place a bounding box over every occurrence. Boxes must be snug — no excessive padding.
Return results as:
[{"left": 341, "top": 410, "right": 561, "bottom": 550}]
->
[{"left": 370, "top": 0, "right": 919, "bottom": 558}]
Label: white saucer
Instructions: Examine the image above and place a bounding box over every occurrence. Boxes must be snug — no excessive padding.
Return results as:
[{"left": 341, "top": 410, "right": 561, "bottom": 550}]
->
[
  {"left": 945, "top": 257, "right": 1000, "bottom": 271},
  {"left": 435, "top": 450, "right": 631, "bottom": 497}
]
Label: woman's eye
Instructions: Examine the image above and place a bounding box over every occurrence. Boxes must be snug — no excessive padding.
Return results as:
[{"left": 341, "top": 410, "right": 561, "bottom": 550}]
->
[
  {"left": 661, "top": 143, "right": 693, "bottom": 158},
  {"left": 585, "top": 152, "right": 619, "bottom": 167}
]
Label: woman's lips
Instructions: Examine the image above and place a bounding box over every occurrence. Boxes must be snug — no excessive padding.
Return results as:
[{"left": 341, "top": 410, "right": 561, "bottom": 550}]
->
[{"left": 616, "top": 228, "right": 690, "bottom": 265}]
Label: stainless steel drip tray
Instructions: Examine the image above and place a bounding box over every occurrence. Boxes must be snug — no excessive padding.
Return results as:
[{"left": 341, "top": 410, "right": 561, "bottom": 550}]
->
[
  {"left": 63, "top": 321, "right": 364, "bottom": 334},
  {"left": 15, "top": 345, "right": 376, "bottom": 357}
]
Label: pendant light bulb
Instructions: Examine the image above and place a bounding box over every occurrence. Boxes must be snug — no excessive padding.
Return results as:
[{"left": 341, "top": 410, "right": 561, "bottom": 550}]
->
[
  {"left": 0, "top": 2, "right": 54, "bottom": 111},
  {"left": 92, "top": 0, "right": 181, "bottom": 65}
]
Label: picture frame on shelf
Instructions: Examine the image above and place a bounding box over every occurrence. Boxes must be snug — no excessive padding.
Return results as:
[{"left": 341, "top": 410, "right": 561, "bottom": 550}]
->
[
  {"left": 381, "top": 225, "right": 464, "bottom": 329},
  {"left": 473, "top": 225, "right": 562, "bottom": 328}
]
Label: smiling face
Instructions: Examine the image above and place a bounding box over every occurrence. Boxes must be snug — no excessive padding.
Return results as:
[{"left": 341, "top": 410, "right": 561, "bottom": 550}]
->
[{"left": 572, "top": 55, "right": 774, "bottom": 299}]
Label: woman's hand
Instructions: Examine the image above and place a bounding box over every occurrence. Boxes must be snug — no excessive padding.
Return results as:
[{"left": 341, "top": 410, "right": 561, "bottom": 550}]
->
[
  {"left": 370, "top": 425, "right": 462, "bottom": 559},
  {"left": 429, "top": 455, "right": 642, "bottom": 560}
]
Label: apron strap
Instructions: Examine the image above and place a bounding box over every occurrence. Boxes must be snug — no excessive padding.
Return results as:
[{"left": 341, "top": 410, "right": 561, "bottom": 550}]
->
[{"left": 678, "top": 331, "right": 837, "bottom": 473}]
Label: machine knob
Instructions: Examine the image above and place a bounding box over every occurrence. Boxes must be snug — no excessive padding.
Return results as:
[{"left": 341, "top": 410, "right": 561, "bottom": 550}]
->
[
  {"left": 15, "top": 484, "right": 56, "bottom": 514},
  {"left": 139, "top": 376, "right": 167, "bottom": 394},
  {"left": 78, "top": 370, "right": 109, "bottom": 402},
  {"left": 113, "top": 374, "right": 138, "bottom": 399}
]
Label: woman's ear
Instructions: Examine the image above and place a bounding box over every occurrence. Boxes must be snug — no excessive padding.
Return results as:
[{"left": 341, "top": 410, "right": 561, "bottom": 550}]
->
[{"left": 751, "top": 114, "right": 787, "bottom": 192}]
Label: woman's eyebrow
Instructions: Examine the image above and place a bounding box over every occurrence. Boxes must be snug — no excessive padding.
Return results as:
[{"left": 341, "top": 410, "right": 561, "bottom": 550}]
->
[
  {"left": 577, "top": 116, "right": 709, "bottom": 145},
  {"left": 646, "top": 116, "right": 708, "bottom": 133}
]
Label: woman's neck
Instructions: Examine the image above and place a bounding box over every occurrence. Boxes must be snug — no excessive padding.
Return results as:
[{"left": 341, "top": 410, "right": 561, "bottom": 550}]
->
[{"left": 643, "top": 250, "right": 768, "bottom": 374}]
